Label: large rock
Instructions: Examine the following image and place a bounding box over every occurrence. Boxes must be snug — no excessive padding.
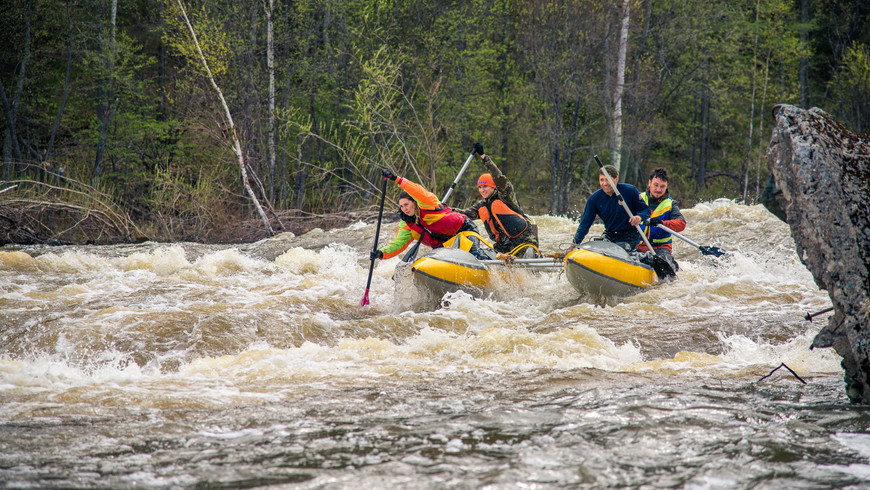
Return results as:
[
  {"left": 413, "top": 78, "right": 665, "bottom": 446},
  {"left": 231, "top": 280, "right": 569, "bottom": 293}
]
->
[
  {"left": 759, "top": 174, "right": 787, "bottom": 222},
  {"left": 766, "top": 105, "right": 870, "bottom": 403}
]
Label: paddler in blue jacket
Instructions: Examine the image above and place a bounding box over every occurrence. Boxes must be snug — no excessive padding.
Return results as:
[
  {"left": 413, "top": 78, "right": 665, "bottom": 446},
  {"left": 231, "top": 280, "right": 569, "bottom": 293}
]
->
[{"left": 567, "top": 164, "right": 650, "bottom": 253}]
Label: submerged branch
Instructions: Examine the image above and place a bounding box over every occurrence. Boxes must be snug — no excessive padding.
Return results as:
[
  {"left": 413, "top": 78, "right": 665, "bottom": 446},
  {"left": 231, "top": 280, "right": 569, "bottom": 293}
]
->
[{"left": 758, "top": 363, "right": 807, "bottom": 385}]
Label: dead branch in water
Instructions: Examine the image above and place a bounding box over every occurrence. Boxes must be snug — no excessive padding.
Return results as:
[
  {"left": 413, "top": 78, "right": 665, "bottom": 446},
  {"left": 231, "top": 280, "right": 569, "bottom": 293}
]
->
[{"left": 758, "top": 363, "right": 807, "bottom": 384}]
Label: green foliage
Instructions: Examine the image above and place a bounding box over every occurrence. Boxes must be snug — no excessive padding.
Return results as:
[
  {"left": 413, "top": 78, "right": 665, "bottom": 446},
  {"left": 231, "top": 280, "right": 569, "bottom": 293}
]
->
[
  {"left": 829, "top": 43, "right": 870, "bottom": 128},
  {"left": 162, "top": 1, "right": 232, "bottom": 80},
  {"left": 2, "top": 0, "right": 867, "bottom": 242},
  {"left": 836, "top": 43, "right": 870, "bottom": 94}
]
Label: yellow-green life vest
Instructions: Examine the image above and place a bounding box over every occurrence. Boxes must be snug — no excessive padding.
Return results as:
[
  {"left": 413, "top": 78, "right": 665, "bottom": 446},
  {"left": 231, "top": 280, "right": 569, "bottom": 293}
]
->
[{"left": 639, "top": 193, "right": 674, "bottom": 246}]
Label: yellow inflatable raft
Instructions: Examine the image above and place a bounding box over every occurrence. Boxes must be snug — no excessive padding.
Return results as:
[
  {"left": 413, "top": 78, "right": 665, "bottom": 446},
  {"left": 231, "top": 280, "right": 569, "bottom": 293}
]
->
[
  {"left": 564, "top": 241, "right": 656, "bottom": 297},
  {"left": 409, "top": 231, "right": 557, "bottom": 298}
]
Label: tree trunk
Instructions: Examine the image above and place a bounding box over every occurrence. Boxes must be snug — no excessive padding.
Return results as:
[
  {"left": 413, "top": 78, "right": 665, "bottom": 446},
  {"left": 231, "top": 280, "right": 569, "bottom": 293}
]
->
[
  {"left": 559, "top": 92, "right": 583, "bottom": 213},
  {"left": 0, "top": 78, "right": 24, "bottom": 174},
  {"left": 499, "top": 7, "right": 511, "bottom": 168},
  {"left": 1, "top": 1, "right": 30, "bottom": 176},
  {"left": 610, "top": 0, "right": 630, "bottom": 173},
  {"left": 46, "top": 0, "right": 74, "bottom": 163},
  {"left": 175, "top": 0, "right": 274, "bottom": 236},
  {"left": 159, "top": 0, "right": 168, "bottom": 120},
  {"left": 265, "top": 0, "right": 276, "bottom": 202},
  {"left": 799, "top": 0, "right": 809, "bottom": 108},
  {"left": 742, "top": 0, "right": 760, "bottom": 203},
  {"left": 282, "top": 2, "right": 307, "bottom": 209},
  {"left": 698, "top": 85, "right": 709, "bottom": 189},
  {"left": 93, "top": 0, "right": 118, "bottom": 184},
  {"left": 294, "top": 134, "right": 309, "bottom": 211},
  {"left": 690, "top": 95, "right": 698, "bottom": 184},
  {"left": 294, "top": 90, "right": 319, "bottom": 211},
  {"left": 754, "top": 54, "right": 771, "bottom": 202},
  {"left": 93, "top": 96, "right": 119, "bottom": 183},
  {"left": 548, "top": 146, "right": 561, "bottom": 213}
]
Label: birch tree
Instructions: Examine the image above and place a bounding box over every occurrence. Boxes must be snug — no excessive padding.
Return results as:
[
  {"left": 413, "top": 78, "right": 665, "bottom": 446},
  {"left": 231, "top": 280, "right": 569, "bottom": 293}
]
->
[
  {"left": 174, "top": 0, "right": 274, "bottom": 236},
  {"left": 610, "top": 0, "right": 630, "bottom": 173},
  {"left": 264, "top": 0, "right": 276, "bottom": 202}
]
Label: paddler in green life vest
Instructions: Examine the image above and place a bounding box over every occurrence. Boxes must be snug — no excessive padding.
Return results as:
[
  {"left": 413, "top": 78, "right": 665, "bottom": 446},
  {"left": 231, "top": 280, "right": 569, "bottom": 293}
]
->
[
  {"left": 454, "top": 142, "right": 539, "bottom": 258},
  {"left": 369, "top": 169, "right": 484, "bottom": 261},
  {"left": 636, "top": 167, "right": 686, "bottom": 273}
]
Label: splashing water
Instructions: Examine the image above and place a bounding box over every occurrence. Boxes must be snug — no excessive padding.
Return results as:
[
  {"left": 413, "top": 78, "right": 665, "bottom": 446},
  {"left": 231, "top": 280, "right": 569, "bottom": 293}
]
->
[{"left": 1, "top": 199, "right": 864, "bottom": 488}]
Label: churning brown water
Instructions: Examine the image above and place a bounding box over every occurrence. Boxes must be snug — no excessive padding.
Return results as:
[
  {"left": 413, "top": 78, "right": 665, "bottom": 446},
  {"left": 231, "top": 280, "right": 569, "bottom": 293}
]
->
[{"left": 1, "top": 199, "right": 867, "bottom": 488}]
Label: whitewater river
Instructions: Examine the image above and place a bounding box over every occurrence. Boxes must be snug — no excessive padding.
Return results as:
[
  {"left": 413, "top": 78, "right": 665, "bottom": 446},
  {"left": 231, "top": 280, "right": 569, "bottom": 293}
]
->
[{"left": 2, "top": 199, "right": 868, "bottom": 488}]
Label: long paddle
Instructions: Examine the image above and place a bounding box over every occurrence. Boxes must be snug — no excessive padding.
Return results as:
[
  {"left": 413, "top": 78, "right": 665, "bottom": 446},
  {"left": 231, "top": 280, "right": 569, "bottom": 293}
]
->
[
  {"left": 400, "top": 151, "right": 476, "bottom": 263},
  {"left": 592, "top": 154, "right": 676, "bottom": 279},
  {"left": 359, "top": 176, "right": 389, "bottom": 307},
  {"left": 654, "top": 224, "right": 726, "bottom": 257}
]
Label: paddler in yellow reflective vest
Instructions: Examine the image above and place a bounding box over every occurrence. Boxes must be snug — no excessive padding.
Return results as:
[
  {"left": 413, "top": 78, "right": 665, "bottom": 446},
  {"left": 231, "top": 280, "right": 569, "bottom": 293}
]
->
[
  {"left": 369, "top": 169, "right": 481, "bottom": 261},
  {"left": 637, "top": 167, "right": 686, "bottom": 273},
  {"left": 454, "top": 142, "right": 539, "bottom": 257}
]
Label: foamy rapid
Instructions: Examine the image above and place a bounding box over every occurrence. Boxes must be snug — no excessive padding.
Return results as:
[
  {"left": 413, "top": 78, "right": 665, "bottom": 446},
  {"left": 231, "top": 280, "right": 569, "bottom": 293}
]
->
[{"left": 0, "top": 199, "right": 842, "bottom": 411}]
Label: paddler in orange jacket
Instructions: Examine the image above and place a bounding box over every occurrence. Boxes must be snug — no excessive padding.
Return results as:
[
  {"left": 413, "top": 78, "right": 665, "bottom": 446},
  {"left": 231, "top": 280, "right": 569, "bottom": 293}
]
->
[
  {"left": 454, "top": 142, "right": 538, "bottom": 256},
  {"left": 369, "top": 169, "right": 479, "bottom": 261}
]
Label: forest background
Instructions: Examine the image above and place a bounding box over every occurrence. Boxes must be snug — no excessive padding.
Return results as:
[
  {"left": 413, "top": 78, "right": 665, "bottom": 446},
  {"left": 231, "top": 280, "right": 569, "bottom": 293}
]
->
[{"left": 1, "top": 0, "right": 868, "bottom": 244}]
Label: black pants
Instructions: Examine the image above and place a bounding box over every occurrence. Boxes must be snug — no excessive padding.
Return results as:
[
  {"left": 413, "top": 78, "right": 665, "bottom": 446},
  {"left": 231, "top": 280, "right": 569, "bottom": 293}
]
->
[
  {"left": 653, "top": 247, "right": 679, "bottom": 272},
  {"left": 458, "top": 216, "right": 479, "bottom": 234}
]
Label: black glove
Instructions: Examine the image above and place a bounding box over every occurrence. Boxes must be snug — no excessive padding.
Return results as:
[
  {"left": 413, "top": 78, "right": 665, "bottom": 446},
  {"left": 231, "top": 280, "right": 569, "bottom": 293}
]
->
[
  {"left": 649, "top": 217, "right": 663, "bottom": 227},
  {"left": 473, "top": 142, "right": 484, "bottom": 156},
  {"left": 370, "top": 250, "right": 383, "bottom": 261},
  {"left": 381, "top": 169, "right": 398, "bottom": 182}
]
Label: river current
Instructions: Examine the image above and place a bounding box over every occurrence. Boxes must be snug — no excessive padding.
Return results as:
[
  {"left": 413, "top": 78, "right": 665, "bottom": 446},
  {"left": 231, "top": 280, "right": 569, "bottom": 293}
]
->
[{"left": 1, "top": 199, "right": 868, "bottom": 489}]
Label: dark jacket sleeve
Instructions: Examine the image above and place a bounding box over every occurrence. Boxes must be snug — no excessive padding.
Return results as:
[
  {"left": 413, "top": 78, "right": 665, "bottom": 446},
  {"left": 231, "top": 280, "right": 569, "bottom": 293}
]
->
[
  {"left": 573, "top": 197, "right": 597, "bottom": 244},
  {"left": 455, "top": 199, "right": 486, "bottom": 220}
]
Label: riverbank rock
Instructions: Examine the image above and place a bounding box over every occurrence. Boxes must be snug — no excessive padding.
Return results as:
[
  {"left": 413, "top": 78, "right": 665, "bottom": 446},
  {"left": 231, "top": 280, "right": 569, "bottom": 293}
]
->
[
  {"left": 766, "top": 104, "right": 870, "bottom": 403},
  {"left": 759, "top": 174, "right": 787, "bottom": 222}
]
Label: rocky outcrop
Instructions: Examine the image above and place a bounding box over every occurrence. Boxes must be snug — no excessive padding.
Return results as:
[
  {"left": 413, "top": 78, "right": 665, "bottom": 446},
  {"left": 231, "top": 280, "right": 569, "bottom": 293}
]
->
[
  {"left": 766, "top": 105, "right": 870, "bottom": 403},
  {"left": 759, "top": 174, "right": 787, "bottom": 222}
]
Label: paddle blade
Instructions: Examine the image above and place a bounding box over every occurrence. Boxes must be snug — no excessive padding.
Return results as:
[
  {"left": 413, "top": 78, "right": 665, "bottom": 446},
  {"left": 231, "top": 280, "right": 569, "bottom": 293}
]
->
[
  {"left": 652, "top": 255, "right": 677, "bottom": 280},
  {"left": 699, "top": 246, "right": 726, "bottom": 257},
  {"left": 359, "top": 289, "right": 371, "bottom": 307}
]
